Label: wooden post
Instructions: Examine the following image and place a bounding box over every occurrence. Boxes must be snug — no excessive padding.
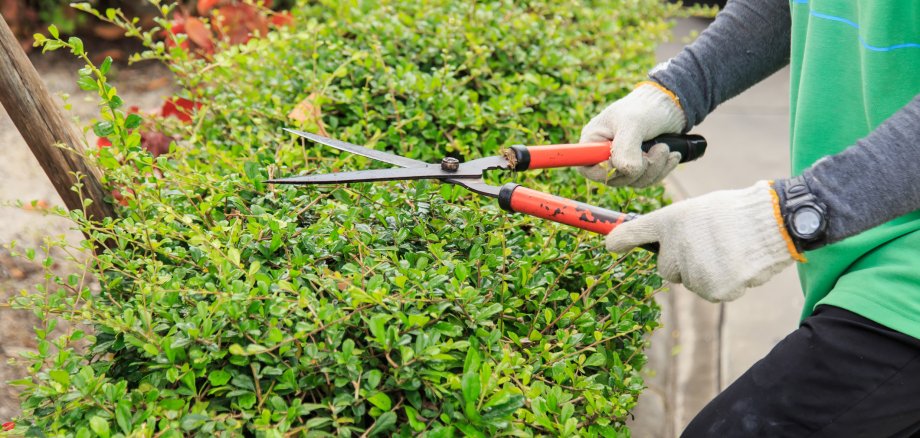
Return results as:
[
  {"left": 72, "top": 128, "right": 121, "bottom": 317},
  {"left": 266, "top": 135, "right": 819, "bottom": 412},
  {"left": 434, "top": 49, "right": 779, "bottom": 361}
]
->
[{"left": 0, "top": 15, "right": 115, "bottom": 225}]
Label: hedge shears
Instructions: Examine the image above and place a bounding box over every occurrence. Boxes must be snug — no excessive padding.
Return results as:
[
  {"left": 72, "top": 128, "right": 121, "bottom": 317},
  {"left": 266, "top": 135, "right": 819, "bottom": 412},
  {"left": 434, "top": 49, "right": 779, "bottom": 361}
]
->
[{"left": 268, "top": 129, "right": 706, "bottom": 240}]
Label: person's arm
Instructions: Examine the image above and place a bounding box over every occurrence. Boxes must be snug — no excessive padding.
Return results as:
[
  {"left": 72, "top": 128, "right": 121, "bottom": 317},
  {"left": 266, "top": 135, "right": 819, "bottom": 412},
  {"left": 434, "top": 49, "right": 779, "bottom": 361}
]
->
[
  {"left": 780, "top": 95, "right": 920, "bottom": 245},
  {"left": 650, "top": 0, "right": 792, "bottom": 130},
  {"left": 579, "top": 0, "right": 793, "bottom": 187},
  {"left": 604, "top": 95, "right": 920, "bottom": 302}
]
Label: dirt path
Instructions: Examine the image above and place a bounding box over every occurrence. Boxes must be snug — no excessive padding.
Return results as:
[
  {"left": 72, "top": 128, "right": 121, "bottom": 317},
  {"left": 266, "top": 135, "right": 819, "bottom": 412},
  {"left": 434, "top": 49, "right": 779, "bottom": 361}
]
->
[{"left": 0, "top": 53, "right": 175, "bottom": 420}]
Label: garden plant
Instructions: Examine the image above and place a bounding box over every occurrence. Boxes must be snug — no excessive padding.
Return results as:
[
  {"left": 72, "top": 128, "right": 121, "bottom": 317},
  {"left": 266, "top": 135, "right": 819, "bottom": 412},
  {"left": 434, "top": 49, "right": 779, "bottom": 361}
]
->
[{"left": 4, "top": 0, "right": 691, "bottom": 436}]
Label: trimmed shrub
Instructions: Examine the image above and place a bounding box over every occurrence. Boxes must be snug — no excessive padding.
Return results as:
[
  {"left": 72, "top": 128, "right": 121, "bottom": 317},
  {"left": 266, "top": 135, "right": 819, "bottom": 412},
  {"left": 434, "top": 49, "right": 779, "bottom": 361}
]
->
[{"left": 9, "top": 1, "right": 682, "bottom": 436}]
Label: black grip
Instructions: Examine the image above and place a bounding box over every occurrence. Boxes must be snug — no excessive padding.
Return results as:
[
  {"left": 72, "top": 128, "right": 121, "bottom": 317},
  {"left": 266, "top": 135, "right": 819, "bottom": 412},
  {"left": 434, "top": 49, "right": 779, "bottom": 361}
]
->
[
  {"left": 641, "top": 134, "right": 707, "bottom": 164},
  {"left": 509, "top": 145, "right": 530, "bottom": 171}
]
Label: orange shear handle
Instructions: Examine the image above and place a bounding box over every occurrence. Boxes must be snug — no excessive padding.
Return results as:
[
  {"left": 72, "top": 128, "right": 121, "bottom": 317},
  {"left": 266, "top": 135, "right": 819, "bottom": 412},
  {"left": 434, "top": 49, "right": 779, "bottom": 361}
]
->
[
  {"left": 498, "top": 183, "right": 659, "bottom": 252},
  {"left": 509, "top": 134, "right": 707, "bottom": 171}
]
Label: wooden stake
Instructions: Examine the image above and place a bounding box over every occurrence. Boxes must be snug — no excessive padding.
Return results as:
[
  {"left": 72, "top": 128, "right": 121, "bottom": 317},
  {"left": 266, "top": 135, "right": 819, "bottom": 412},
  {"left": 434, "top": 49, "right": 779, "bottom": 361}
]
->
[{"left": 0, "top": 16, "right": 115, "bottom": 226}]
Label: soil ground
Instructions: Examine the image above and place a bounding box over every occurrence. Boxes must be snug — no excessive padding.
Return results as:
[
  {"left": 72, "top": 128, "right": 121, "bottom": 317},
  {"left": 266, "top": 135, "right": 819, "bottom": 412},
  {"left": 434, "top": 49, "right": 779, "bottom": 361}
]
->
[{"left": 0, "top": 51, "right": 175, "bottom": 421}]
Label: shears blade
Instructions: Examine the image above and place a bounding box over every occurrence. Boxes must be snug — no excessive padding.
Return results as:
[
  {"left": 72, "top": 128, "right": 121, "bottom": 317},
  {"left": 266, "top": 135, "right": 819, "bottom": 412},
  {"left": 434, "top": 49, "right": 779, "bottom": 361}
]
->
[
  {"left": 283, "top": 128, "right": 427, "bottom": 169},
  {"left": 266, "top": 165, "right": 483, "bottom": 184}
]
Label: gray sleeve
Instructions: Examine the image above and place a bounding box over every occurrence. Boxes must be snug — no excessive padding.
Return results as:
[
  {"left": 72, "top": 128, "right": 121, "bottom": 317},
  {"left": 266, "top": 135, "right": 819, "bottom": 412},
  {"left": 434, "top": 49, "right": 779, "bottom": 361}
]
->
[
  {"left": 787, "top": 96, "right": 920, "bottom": 245},
  {"left": 650, "top": 0, "right": 791, "bottom": 130}
]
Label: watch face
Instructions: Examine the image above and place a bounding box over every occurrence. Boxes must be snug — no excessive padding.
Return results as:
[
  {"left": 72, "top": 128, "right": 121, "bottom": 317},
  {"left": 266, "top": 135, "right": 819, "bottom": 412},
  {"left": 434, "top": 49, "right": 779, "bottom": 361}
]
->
[{"left": 793, "top": 207, "right": 823, "bottom": 237}]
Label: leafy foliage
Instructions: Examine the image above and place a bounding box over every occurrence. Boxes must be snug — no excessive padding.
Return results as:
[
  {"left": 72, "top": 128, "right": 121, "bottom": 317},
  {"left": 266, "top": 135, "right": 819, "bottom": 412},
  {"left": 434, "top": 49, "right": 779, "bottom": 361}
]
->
[{"left": 7, "top": 0, "right": 680, "bottom": 436}]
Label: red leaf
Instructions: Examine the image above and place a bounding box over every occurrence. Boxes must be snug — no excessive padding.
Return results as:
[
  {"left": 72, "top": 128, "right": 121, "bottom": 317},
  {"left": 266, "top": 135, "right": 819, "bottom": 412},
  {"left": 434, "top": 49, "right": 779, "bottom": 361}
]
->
[
  {"left": 22, "top": 200, "right": 50, "bottom": 211},
  {"left": 162, "top": 97, "right": 202, "bottom": 123},
  {"left": 270, "top": 12, "right": 294, "bottom": 28},
  {"left": 2, "top": 422, "right": 14, "bottom": 432},
  {"left": 170, "top": 14, "right": 186, "bottom": 30},
  {"left": 141, "top": 131, "right": 174, "bottom": 157},
  {"left": 92, "top": 24, "right": 124, "bottom": 40},
  {"left": 92, "top": 48, "right": 126, "bottom": 65},
  {"left": 97, "top": 137, "right": 112, "bottom": 148},
  {"left": 111, "top": 188, "right": 133, "bottom": 207},
  {"left": 287, "top": 92, "right": 328, "bottom": 136},
  {"left": 184, "top": 17, "right": 214, "bottom": 52},
  {"left": 214, "top": 4, "right": 267, "bottom": 45},
  {"left": 164, "top": 17, "right": 190, "bottom": 50},
  {"left": 197, "top": 0, "right": 221, "bottom": 15}
]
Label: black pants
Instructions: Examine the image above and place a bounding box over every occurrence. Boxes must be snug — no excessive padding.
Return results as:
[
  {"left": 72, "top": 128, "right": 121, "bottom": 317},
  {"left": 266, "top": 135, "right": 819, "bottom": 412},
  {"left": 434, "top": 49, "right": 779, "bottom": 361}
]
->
[{"left": 683, "top": 305, "right": 920, "bottom": 437}]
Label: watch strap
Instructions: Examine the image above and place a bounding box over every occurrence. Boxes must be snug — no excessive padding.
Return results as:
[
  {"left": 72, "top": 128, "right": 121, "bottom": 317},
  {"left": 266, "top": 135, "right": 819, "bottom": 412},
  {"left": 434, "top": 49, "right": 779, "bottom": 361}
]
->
[
  {"left": 768, "top": 181, "right": 808, "bottom": 263},
  {"left": 779, "top": 176, "right": 828, "bottom": 252}
]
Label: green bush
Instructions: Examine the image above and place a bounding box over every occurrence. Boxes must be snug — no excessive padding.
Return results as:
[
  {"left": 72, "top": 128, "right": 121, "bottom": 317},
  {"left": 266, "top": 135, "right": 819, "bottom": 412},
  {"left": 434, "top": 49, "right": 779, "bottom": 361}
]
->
[{"left": 8, "top": 1, "right": 682, "bottom": 436}]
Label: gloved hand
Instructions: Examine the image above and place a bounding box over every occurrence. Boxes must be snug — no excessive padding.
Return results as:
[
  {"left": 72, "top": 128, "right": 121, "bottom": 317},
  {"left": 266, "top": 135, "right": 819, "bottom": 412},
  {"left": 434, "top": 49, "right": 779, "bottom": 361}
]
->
[
  {"left": 605, "top": 181, "right": 804, "bottom": 302},
  {"left": 579, "top": 82, "right": 687, "bottom": 187}
]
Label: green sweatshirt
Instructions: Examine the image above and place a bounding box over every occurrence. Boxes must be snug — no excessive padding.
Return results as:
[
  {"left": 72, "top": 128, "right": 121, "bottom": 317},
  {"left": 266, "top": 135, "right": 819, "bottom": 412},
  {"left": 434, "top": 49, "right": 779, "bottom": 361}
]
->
[
  {"left": 650, "top": 0, "right": 920, "bottom": 338},
  {"left": 790, "top": 0, "right": 920, "bottom": 337}
]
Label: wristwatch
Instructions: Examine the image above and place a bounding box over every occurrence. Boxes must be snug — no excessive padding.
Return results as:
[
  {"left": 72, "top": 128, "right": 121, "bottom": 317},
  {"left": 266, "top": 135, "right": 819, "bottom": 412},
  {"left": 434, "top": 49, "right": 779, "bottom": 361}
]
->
[{"left": 779, "top": 176, "right": 828, "bottom": 251}]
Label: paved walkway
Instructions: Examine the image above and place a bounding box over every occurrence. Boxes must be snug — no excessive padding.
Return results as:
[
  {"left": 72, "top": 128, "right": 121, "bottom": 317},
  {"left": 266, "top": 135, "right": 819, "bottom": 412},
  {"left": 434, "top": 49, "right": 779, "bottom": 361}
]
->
[{"left": 628, "top": 18, "right": 805, "bottom": 437}]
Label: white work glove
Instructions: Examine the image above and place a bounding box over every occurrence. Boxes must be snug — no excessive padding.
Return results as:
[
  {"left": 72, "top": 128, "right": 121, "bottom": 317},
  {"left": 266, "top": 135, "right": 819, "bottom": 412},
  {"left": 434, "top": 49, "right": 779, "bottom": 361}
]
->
[
  {"left": 606, "top": 181, "right": 802, "bottom": 302},
  {"left": 579, "top": 83, "right": 687, "bottom": 187}
]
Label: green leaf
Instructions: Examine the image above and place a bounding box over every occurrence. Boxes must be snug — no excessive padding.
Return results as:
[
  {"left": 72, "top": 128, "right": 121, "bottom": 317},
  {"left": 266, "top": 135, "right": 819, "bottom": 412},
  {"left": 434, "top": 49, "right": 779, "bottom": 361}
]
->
[
  {"left": 304, "top": 417, "right": 332, "bottom": 429},
  {"left": 455, "top": 423, "right": 487, "bottom": 438},
  {"left": 368, "top": 314, "right": 390, "bottom": 344},
  {"left": 455, "top": 263, "right": 469, "bottom": 282},
  {"left": 180, "top": 371, "right": 196, "bottom": 391},
  {"left": 482, "top": 394, "right": 525, "bottom": 421},
  {"left": 89, "top": 416, "right": 110, "bottom": 438},
  {"left": 125, "top": 113, "right": 143, "bottom": 129},
  {"left": 365, "top": 369, "right": 382, "bottom": 389},
  {"left": 428, "top": 426, "right": 456, "bottom": 438},
  {"left": 41, "top": 40, "right": 65, "bottom": 52},
  {"left": 563, "top": 417, "right": 578, "bottom": 436},
  {"left": 71, "top": 330, "right": 84, "bottom": 341},
  {"left": 180, "top": 413, "right": 209, "bottom": 431},
  {"left": 461, "top": 371, "right": 481, "bottom": 413},
  {"left": 115, "top": 401, "right": 131, "bottom": 433},
  {"left": 100, "top": 56, "right": 113, "bottom": 75},
  {"left": 341, "top": 338, "right": 354, "bottom": 357},
  {"left": 584, "top": 352, "right": 606, "bottom": 367},
  {"left": 93, "top": 121, "right": 114, "bottom": 137},
  {"left": 367, "top": 392, "right": 392, "bottom": 411},
  {"left": 68, "top": 37, "right": 84, "bottom": 55},
  {"left": 160, "top": 399, "right": 186, "bottom": 411},
  {"left": 49, "top": 369, "right": 70, "bottom": 386},
  {"left": 109, "top": 95, "right": 124, "bottom": 109},
  {"left": 142, "top": 343, "right": 158, "bottom": 356},
  {"left": 404, "top": 406, "right": 426, "bottom": 432},
  {"left": 560, "top": 403, "right": 575, "bottom": 423},
  {"left": 47, "top": 24, "right": 59, "bottom": 39},
  {"left": 208, "top": 369, "right": 232, "bottom": 386},
  {"left": 528, "top": 330, "right": 543, "bottom": 342},
  {"left": 463, "top": 345, "right": 480, "bottom": 375},
  {"left": 368, "top": 411, "right": 396, "bottom": 436},
  {"left": 237, "top": 392, "right": 257, "bottom": 409},
  {"left": 77, "top": 75, "right": 98, "bottom": 91},
  {"left": 228, "top": 247, "right": 241, "bottom": 265}
]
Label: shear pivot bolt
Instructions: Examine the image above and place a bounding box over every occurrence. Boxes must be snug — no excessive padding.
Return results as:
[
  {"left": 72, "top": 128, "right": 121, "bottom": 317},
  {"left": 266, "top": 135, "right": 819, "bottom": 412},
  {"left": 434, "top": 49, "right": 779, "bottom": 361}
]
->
[{"left": 441, "top": 157, "right": 460, "bottom": 172}]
